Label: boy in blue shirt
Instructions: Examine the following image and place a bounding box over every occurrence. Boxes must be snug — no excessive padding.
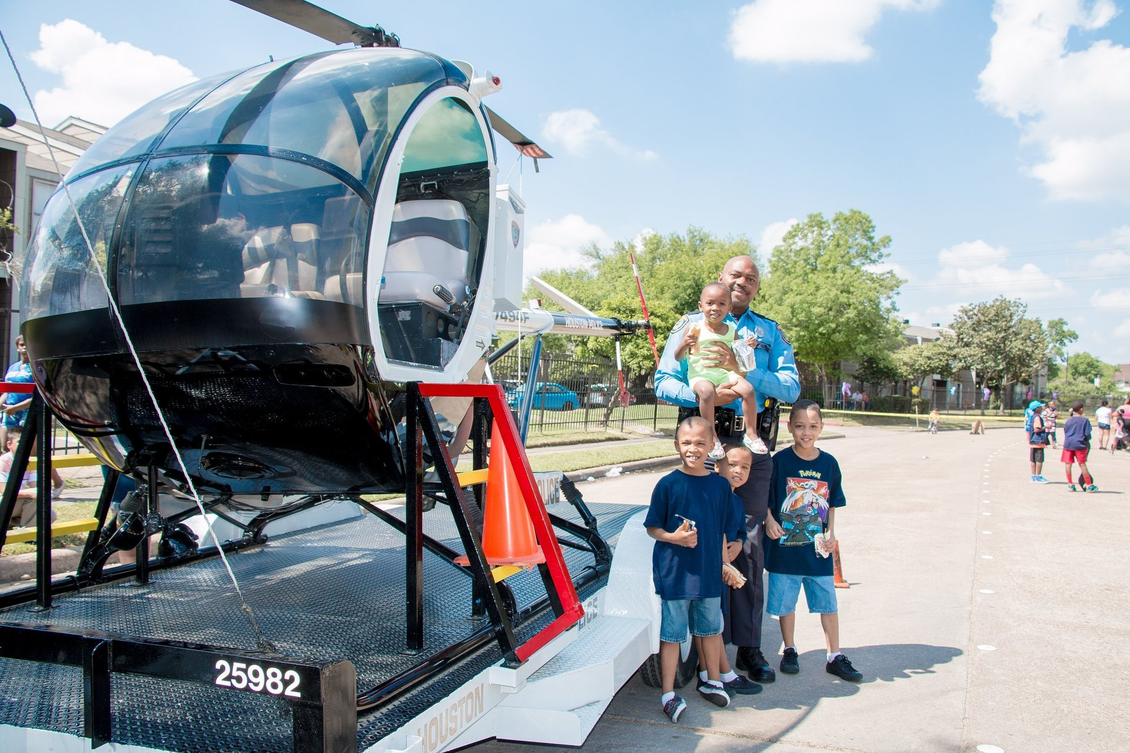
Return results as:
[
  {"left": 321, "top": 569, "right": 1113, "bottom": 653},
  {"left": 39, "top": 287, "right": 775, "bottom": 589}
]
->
[
  {"left": 765, "top": 400, "right": 862, "bottom": 682},
  {"left": 645, "top": 416, "right": 745, "bottom": 722},
  {"left": 1061, "top": 400, "right": 1096, "bottom": 492}
]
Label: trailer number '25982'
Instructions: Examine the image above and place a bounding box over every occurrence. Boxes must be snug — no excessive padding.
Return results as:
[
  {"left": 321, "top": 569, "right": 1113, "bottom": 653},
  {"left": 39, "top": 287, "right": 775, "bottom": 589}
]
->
[{"left": 214, "top": 660, "right": 302, "bottom": 698}]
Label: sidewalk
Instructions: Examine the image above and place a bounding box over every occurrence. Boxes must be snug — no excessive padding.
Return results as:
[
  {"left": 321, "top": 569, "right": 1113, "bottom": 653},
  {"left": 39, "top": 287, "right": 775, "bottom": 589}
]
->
[{"left": 469, "top": 424, "right": 1130, "bottom": 753}]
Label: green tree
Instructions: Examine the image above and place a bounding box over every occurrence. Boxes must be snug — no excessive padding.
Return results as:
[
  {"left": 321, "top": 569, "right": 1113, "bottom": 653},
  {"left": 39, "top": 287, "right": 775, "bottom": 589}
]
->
[
  {"left": 951, "top": 297, "right": 1048, "bottom": 412},
  {"left": 1061, "top": 351, "right": 1112, "bottom": 384},
  {"left": 854, "top": 351, "right": 901, "bottom": 388},
  {"left": 1045, "top": 317, "right": 1078, "bottom": 380},
  {"left": 758, "top": 210, "right": 904, "bottom": 401},
  {"left": 536, "top": 228, "right": 759, "bottom": 381},
  {"left": 894, "top": 337, "right": 958, "bottom": 393}
]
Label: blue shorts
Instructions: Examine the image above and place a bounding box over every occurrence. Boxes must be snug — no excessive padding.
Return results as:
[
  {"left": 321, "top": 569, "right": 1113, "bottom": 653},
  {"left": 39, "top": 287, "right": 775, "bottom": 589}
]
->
[
  {"left": 766, "top": 573, "right": 838, "bottom": 615},
  {"left": 660, "top": 597, "right": 722, "bottom": 643}
]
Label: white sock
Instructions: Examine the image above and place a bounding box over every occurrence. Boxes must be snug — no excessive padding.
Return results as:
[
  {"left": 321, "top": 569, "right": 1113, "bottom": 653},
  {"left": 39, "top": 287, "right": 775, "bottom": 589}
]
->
[
  {"left": 721, "top": 670, "right": 738, "bottom": 682},
  {"left": 784, "top": 646, "right": 796, "bottom": 653},
  {"left": 707, "top": 679, "right": 723, "bottom": 689},
  {"left": 661, "top": 691, "right": 675, "bottom": 706},
  {"left": 699, "top": 670, "right": 708, "bottom": 682},
  {"left": 827, "top": 651, "right": 842, "bottom": 663}
]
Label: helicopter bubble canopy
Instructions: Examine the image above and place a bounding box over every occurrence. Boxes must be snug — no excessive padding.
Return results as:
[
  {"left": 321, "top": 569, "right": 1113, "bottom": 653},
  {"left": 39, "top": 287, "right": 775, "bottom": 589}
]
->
[{"left": 16, "top": 47, "right": 506, "bottom": 495}]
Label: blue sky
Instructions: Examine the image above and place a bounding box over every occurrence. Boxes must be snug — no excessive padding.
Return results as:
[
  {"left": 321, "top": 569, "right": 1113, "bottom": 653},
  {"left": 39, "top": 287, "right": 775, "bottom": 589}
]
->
[{"left": 3, "top": 1, "right": 1130, "bottom": 365}]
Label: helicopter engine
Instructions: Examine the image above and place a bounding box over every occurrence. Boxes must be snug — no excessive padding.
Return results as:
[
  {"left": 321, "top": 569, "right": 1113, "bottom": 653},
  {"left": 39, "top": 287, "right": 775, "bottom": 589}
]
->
[{"left": 15, "top": 47, "right": 522, "bottom": 500}]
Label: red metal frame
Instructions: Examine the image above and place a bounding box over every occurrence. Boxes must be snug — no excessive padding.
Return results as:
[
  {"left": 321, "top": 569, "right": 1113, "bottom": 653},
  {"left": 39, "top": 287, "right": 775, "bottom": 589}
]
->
[
  {"left": 0, "top": 382, "right": 35, "bottom": 394},
  {"left": 417, "top": 383, "right": 584, "bottom": 662}
]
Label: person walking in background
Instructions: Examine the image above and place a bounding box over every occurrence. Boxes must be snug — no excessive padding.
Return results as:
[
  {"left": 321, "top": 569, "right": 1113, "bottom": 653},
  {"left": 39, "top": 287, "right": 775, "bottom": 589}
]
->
[
  {"left": 2, "top": 336, "right": 64, "bottom": 499},
  {"left": 841, "top": 380, "right": 851, "bottom": 410},
  {"left": 928, "top": 409, "right": 940, "bottom": 434},
  {"left": 1026, "top": 400, "right": 1050, "bottom": 483},
  {"left": 1061, "top": 401, "right": 1096, "bottom": 492},
  {"left": 1095, "top": 400, "right": 1112, "bottom": 450},
  {"left": 1042, "top": 400, "right": 1059, "bottom": 449}
]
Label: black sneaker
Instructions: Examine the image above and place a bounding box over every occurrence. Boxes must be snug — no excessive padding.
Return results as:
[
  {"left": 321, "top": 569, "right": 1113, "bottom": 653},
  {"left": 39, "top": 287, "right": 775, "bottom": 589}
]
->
[
  {"left": 736, "top": 646, "right": 777, "bottom": 683},
  {"left": 663, "top": 694, "right": 687, "bottom": 723},
  {"left": 780, "top": 647, "right": 800, "bottom": 674},
  {"left": 723, "top": 674, "right": 763, "bottom": 695},
  {"left": 826, "top": 654, "right": 862, "bottom": 682},
  {"left": 697, "top": 682, "right": 731, "bottom": 707}
]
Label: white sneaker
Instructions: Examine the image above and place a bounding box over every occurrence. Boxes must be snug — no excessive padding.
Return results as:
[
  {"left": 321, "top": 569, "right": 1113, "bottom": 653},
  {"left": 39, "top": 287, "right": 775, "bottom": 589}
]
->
[
  {"left": 708, "top": 441, "right": 726, "bottom": 460},
  {"left": 52, "top": 483, "right": 65, "bottom": 500},
  {"left": 743, "top": 434, "right": 769, "bottom": 455}
]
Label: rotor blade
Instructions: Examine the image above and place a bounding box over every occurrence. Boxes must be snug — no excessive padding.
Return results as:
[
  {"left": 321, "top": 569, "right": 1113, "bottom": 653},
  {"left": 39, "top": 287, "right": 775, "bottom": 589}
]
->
[
  {"left": 231, "top": 0, "right": 397, "bottom": 47},
  {"left": 528, "top": 277, "right": 596, "bottom": 317},
  {"left": 484, "top": 106, "right": 552, "bottom": 160}
]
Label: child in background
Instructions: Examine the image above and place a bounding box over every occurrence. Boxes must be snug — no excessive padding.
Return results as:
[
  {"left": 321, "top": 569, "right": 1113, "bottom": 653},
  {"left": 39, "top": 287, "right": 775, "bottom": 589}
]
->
[
  {"left": 1061, "top": 401, "right": 1096, "bottom": 492},
  {"left": 765, "top": 400, "right": 862, "bottom": 682},
  {"left": 645, "top": 416, "right": 746, "bottom": 723},
  {"left": 693, "top": 443, "right": 763, "bottom": 696},
  {"left": 674, "top": 282, "right": 767, "bottom": 460},
  {"left": 0, "top": 427, "right": 58, "bottom": 529},
  {"left": 928, "top": 409, "right": 939, "bottom": 434},
  {"left": 1042, "top": 401, "right": 1059, "bottom": 449}
]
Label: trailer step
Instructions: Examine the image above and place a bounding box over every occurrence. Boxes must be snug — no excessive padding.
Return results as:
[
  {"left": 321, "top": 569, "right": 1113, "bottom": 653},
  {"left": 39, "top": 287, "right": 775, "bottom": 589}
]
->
[{"left": 493, "top": 614, "right": 651, "bottom": 744}]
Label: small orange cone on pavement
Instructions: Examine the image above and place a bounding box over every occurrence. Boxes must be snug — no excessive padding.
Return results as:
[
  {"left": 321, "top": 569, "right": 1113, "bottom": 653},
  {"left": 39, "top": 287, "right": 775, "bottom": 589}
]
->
[
  {"left": 457, "top": 421, "right": 545, "bottom": 567},
  {"left": 832, "top": 540, "right": 849, "bottom": 589}
]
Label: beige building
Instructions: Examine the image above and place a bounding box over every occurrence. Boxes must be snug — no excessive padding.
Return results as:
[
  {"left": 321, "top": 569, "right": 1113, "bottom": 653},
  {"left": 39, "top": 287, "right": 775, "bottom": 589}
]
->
[{"left": 0, "top": 116, "right": 104, "bottom": 361}]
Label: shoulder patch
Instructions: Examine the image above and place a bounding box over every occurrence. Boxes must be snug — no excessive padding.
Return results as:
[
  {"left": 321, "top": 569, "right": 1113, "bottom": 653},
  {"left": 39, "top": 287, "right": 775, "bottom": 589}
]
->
[
  {"left": 748, "top": 310, "right": 791, "bottom": 345},
  {"left": 671, "top": 315, "right": 690, "bottom": 334}
]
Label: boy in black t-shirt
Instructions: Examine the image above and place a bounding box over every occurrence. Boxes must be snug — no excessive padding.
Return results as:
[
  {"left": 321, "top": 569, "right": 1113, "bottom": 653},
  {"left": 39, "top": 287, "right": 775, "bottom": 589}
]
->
[
  {"left": 645, "top": 416, "right": 745, "bottom": 723},
  {"left": 765, "top": 400, "right": 862, "bottom": 682}
]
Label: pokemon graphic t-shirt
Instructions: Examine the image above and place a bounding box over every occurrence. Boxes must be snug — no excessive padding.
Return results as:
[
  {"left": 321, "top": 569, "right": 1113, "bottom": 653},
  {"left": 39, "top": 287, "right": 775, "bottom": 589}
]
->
[{"left": 764, "top": 447, "right": 846, "bottom": 577}]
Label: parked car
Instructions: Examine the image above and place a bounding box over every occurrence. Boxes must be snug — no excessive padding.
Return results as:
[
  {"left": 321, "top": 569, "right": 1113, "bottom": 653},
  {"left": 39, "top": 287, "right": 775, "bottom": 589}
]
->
[
  {"left": 505, "top": 382, "right": 580, "bottom": 411},
  {"left": 585, "top": 383, "right": 637, "bottom": 407}
]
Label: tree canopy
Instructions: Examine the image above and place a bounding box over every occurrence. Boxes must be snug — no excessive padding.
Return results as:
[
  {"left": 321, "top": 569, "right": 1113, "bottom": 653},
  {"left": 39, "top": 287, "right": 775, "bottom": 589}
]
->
[
  {"left": 894, "top": 337, "right": 958, "bottom": 388},
  {"left": 757, "top": 210, "right": 904, "bottom": 385},
  {"left": 951, "top": 297, "right": 1048, "bottom": 390},
  {"left": 534, "top": 228, "right": 758, "bottom": 380}
]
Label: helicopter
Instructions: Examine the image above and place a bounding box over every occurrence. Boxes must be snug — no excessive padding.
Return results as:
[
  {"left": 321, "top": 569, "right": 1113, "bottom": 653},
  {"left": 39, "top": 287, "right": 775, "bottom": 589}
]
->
[{"left": 12, "top": 0, "right": 646, "bottom": 515}]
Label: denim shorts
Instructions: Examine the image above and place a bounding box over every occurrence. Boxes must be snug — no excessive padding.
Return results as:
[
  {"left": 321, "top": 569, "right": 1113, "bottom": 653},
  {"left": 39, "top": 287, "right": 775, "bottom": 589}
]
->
[
  {"left": 766, "top": 572, "right": 838, "bottom": 615},
  {"left": 660, "top": 597, "right": 723, "bottom": 643}
]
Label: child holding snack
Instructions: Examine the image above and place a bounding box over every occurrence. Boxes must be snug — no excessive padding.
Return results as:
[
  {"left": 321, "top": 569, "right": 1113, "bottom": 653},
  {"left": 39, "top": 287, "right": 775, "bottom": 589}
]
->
[{"left": 673, "top": 282, "right": 768, "bottom": 460}]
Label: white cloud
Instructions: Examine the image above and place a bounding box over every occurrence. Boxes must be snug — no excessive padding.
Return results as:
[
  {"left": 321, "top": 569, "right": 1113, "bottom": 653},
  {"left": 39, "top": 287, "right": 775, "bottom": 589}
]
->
[
  {"left": 30, "top": 20, "right": 197, "bottom": 128},
  {"left": 1113, "top": 318, "right": 1130, "bottom": 337},
  {"left": 870, "top": 260, "right": 915, "bottom": 283},
  {"left": 541, "top": 109, "right": 658, "bottom": 161},
  {"left": 1091, "top": 287, "right": 1130, "bottom": 311},
  {"left": 758, "top": 218, "right": 797, "bottom": 257},
  {"left": 1079, "top": 225, "right": 1130, "bottom": 266},
  {"left": 728, "top": 0, "right": 938, "bottom": 64},
  {"left": 933, "top": 239, "right": 1066, "bottom": 301},
  {"left": 977, "top": 0, "right": 1130, "bottom": 201},
  {"left": 937, "top": 239, "right": 1010, "bottom": 268},
  {"left": 523, "top": 214, "right": 611, "bottom": 277},
  {"left": 632, "top": 228, "right": 656, "bottom": 252}
]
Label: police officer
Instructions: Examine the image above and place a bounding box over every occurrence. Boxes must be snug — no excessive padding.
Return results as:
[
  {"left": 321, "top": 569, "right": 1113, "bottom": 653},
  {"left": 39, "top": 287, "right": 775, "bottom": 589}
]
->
[{"left": 655, "top": 255, "right": 800, "bottom": 683}]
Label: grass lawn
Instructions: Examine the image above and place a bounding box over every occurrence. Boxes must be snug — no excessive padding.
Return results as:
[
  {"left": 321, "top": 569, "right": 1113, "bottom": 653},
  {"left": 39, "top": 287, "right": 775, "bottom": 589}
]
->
[
  {"left": 2, "top": 500, "right": 98, "bottom": 557},
  {"left": 528, "top": 440, "right": 674, "bottom": 474}
]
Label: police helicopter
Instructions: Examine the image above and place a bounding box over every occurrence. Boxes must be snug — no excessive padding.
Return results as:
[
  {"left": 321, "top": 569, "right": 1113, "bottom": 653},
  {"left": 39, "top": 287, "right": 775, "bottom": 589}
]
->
[{"left": 14, "top": 0, "right": 639, "bottom": 527}]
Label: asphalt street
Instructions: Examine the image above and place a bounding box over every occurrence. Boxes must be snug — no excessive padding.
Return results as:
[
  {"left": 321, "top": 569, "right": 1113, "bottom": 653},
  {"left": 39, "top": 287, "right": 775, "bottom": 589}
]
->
[{"left": 468, "top": 423, "right": 1129, "bottom": 753}]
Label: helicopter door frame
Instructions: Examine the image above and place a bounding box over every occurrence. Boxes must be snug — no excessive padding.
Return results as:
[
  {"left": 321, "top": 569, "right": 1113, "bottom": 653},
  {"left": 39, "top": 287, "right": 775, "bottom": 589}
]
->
[{"left": 365, "top": 86, "right": 497, "bottom": 384}]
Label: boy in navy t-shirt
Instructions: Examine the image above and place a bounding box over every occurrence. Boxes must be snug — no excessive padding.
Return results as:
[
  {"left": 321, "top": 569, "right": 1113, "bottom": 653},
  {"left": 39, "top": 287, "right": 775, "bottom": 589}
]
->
[
  {"left": 1061, "top": 400, "right": 1096, "bottom": 492},
  {"left": 765, "top": 400, "right": 862, "bottom": 682},
  {"left": 645, "top": 416, "right": 745, "bottom": 723}
]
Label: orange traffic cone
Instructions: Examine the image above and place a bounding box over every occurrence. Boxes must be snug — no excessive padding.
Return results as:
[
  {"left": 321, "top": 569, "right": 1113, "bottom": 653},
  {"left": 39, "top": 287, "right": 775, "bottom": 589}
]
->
[
  {"left": 832, "top": 540, "right": 849, "bottom": 589},
  {"left": 457, "top": 421, "right": 545, "bottom": 567}
]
